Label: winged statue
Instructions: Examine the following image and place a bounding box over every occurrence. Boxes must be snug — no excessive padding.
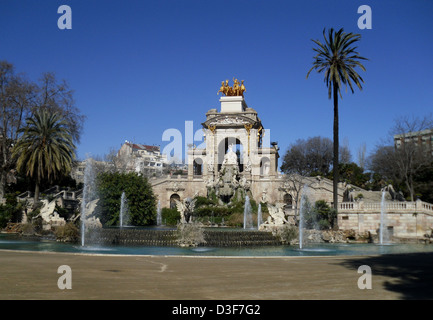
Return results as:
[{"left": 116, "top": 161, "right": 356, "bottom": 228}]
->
[
  {"left": 266, "top": 203, "right": 289, "bottom": 225},
  {"left": 174, "top": 197, "right": 197, "bottom": 223}
]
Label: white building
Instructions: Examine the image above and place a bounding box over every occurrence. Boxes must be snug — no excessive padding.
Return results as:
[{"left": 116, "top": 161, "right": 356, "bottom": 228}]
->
[{"left": 118, "top": 142, "right": 168, "bottom": 176}]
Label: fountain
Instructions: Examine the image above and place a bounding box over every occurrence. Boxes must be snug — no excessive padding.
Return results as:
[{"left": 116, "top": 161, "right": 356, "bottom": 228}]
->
[
  {"left": 119, "top": 191, "right": 129, "bottom": 227},
  {"left": 298, "top": 185, "right": 310, "bottom": 249},
  {"left": 80, "top": 159, "right": 98, "bottom": 246},
  {"left": 257, "top": 203, "right": 263, "bottom": 229},
  {"left": 157, "top": 200, "right": 162, "bottom": 226},
  {"left": 243, "top": 195, "right": 253, "bottom": 229},
  {"left": 379, "top": 189, "right": 387, "bottom": 244}
]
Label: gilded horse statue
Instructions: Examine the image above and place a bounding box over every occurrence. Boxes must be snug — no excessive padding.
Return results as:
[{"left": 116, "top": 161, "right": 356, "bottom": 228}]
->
[{"left": 218, "top": 78, "right": 246, "bottom": 97}]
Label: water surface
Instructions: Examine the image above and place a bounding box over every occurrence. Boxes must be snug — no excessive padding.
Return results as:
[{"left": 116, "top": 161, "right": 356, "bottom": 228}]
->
[{"left": 1, "top": 233, "right": 432, "bottom": 257}]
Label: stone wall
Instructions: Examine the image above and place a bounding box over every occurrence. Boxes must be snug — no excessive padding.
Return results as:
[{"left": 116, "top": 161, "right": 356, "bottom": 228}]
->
[{"left": 338, "top": 211, "right": 433, "bottom": 239}]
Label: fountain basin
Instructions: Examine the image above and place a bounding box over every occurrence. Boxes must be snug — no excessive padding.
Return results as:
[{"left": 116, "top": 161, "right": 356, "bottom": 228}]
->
[{"left": 1, "top": 233, "right": 432, "bottom": 257}]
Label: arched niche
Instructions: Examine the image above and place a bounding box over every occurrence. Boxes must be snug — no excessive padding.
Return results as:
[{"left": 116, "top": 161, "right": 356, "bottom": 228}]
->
[
  {"left": 170, "top": 194, "right": 180, "bottom": 209},
  {"left": 283, "top": 193, "right": 293, "bottom": 209},
  {"left": 193, "top": 158, "right": 203, "bottom": 176},
  {"left": 260, "top": 157, "right": 270, "bottom": 176},
  {"left": 217, "top": 137, "right": 244, "bottom": 172}
]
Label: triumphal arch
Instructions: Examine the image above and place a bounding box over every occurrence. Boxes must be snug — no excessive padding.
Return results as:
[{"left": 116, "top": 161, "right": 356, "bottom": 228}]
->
[{"left": 153, "top": 78, "right": 283, "bottom": 208}]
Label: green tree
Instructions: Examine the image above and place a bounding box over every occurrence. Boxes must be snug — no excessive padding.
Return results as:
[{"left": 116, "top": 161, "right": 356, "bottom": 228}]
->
[
  {"left": 304, "top": 200, "right": 337, "bottom": 230},
  {"left": 307, "top": 28, "right": 367, "bottom": 212},
  {"left": 330, "top": 162, "right": 370, "bottom": 190},
  {"left": 0, "top": 61, "right": 84, "bottom": 199},
  {"left": 0, "top": 193, "right": 23, "bottom": 228},
  {"left": 12, "top": 110, "right": 76, "bottom": 206},
  {"left": 96, "top": 172, "right": 156, "bottom": 226}
]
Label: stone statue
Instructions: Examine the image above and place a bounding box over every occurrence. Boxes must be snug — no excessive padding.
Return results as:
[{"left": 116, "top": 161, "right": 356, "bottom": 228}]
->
[
  {"left": 383, "top": 184, "right": 405, "bottom": 202},
  {"left": 261, "top": 188, "right": 268, "bottom": 204},
  {"left": 239, "top": 175, "right": 251, "bottom": 190},
  {"left": 174, "top": 197, "right": 197, "bottom": 223},
  {"left": 343, "top": 184, "right": 355, "bottom": 202},
  {"left": 206, "top": 175, "right": 214, "bottom": 189},
  {"left": 222, "top": 144, "right": 238, "bottom": 166},
  {"left": 231, "top": 174, "right": 239, "bottom": 189},
  {"left": 244, "top": 154, "right": 251, "bottom": 172},
  {"left": 265, "top": 203, "right": 289, "bottom": 226}
]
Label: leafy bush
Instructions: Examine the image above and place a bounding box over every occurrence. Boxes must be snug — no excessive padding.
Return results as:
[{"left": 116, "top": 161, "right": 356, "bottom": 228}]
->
[
  {"left": 303, "top": 200, "right": 337, "bottom": 230},
  {"left": 161, "top": 207, "right": 180, "bottom": 226},
  {"left": 0, "top": 194, "right": 23, "bottom": 229},
  {"left": 21, "top": 223, "right": 35, "bottom": 235},
  {"left": 55, "top": 222, "right": 79, "bottom": 242},
  {"left": 276, "top": 225, "right": 299, "bottom": 244}
]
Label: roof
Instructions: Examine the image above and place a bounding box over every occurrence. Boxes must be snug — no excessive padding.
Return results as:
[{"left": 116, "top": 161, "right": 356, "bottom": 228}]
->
[{"left": 126, "top": 142, "right": 160, "bottom": 152}]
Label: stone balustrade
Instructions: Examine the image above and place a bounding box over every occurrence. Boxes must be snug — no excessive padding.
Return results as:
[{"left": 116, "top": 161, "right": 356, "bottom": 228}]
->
[
  {"left": 338, "top": 200, "right": 433, "bottom": 239},
  {"left": 339, "top": 200, "right": 433, "bottom": 215}
]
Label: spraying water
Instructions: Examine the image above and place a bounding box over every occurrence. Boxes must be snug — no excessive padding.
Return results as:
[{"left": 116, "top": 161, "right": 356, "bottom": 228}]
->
[
  {"left": 380, "top": 190, "right": 387, "bottom": 244},
  {"left": 157, "top": 200, "right": 162, "bottom": 226},
  {"left": 257, "top": 203, "right": 263, "bottom": 229},
  {"left": 119, "top": 191, "right": 129, "bottom": 227},
  {"left": 243, "top": 195, "right": 253, "bottom": 229},
  {"left": 298, "top": 185, "right": 310, "bottom": 249},
  {"left": 80, "top": 159, "right": 97, "bottom": 246}
]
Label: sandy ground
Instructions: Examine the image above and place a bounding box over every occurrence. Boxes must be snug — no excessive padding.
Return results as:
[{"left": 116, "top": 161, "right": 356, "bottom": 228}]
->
[{"left": 1, "top": 249, "right": 433, "bottom": 301}]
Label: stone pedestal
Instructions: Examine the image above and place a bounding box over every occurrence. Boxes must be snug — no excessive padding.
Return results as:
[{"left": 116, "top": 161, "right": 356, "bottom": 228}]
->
[{"left": 219, "top": 96, "right": 247, "bottom": 113}]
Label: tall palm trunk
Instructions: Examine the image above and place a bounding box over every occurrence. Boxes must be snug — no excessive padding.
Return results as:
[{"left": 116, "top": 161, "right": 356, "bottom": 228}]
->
[
  {"left": 333, "top": 82, "right": 339, "bottom": 214},
  {"left": 307, "top": 28, "right": 367, "bottom": 228}
]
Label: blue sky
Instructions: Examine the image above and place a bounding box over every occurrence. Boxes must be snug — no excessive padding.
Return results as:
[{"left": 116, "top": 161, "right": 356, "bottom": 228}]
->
[{"left": 1, "top": 0, "right": 432, "bottom": 167}]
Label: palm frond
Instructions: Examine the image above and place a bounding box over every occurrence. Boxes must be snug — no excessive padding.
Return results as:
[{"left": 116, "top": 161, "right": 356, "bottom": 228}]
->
[
  {"left": 307, "top": 27, "right": 368, "bottom": 99},
  {"left": 12, "top": 109, "right": 76, "bottom": 185}
]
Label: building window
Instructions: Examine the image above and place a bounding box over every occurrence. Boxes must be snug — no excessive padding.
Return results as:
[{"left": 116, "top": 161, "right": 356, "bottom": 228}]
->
[{"left": 193, "top": 158, "right": 203, "bottom": 176}]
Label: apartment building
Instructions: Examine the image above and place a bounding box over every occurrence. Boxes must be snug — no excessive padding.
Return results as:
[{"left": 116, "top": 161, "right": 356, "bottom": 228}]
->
[{"left": 394, "top": 128, "right": 433, "bottom": 156}]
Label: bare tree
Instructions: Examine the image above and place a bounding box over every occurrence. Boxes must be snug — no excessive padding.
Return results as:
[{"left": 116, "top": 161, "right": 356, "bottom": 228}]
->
[
  {"left": 34, "top": 72, "right": 85, "bottom": 144},
  {"left": 281, "top": 173, "right": 315, "bottom": 218},
  {"left": 0, "top": 61, "right": 35, "bottom": 198},
  {"left": 339, "top": 138, "right": 352, "bottom": 164},
  {"left": 281, "top": 136, "right": 333, "bottom": 176},
  {"left": 104, "top": 147, "right": 133, "bottom": 173},
  {"left": 369, "top": 115, "right": 433, "bottom": 201}
]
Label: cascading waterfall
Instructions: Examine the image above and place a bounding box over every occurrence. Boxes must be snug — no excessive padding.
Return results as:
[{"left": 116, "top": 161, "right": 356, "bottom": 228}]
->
[
  {"left": 157, "top": 200, "right": 162, "bottom": 226},
  {"left": 243, "top": 195, "right": 253, "bottom": 229},
  {"left": 257, "top": 203, "right": 263, "bottom": 229}
]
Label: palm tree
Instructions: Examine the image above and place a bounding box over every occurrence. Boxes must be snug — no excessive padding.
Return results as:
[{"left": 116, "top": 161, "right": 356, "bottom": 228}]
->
[
  {"left": 306, "top": 28, "right": 367, "bottom": 213},
  {"left": 12, "top": 109, "right": 76, "bottom": 206}
]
